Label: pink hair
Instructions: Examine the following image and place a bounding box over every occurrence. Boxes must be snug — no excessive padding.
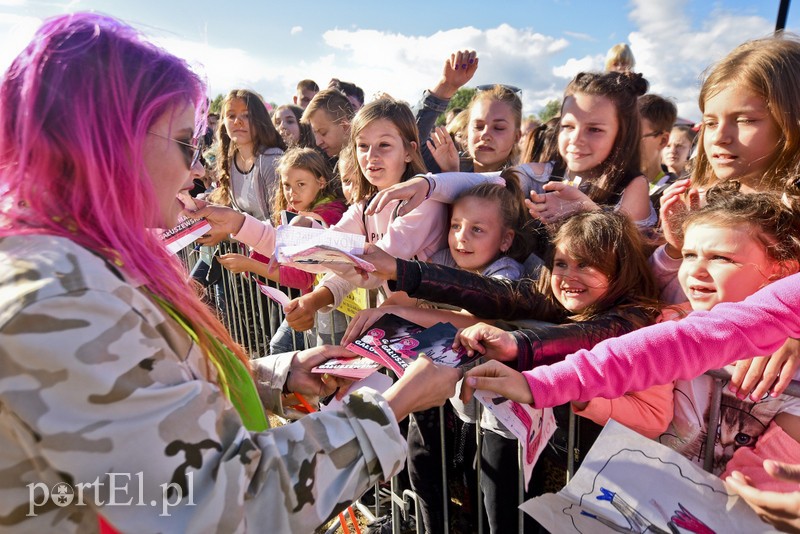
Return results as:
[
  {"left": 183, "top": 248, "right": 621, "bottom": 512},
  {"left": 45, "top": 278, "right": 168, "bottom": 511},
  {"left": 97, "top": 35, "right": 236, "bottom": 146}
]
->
[{"left": 0, "top": 13, "right": 249, "bottom": 369}]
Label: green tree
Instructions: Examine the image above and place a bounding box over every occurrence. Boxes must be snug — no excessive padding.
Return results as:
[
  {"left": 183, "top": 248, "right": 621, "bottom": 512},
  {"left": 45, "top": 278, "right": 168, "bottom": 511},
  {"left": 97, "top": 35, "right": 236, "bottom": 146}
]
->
[
  {"left": 208, "top": 93, "right": 224, "bottom": 115},
  {"left": 537, "top": 99, "right": 560, "bottom": 122},
  {"left": 435, "top": 87, "right": 477, "bottom": 126}
]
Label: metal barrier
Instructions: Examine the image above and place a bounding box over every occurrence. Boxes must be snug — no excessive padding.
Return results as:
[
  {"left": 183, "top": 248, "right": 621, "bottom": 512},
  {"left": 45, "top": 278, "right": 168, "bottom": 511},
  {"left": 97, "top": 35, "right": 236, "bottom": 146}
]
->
[{"left": 176, "top": 246, "right": 800, "bottom": 534}]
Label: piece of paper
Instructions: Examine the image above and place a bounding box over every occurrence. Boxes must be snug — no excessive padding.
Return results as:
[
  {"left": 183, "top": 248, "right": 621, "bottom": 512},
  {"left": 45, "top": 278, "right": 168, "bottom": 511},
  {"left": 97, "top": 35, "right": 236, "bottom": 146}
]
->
[
  {"left": 346, "top": 314, "right": 425, "bottom": 369},
  {"left": 280, "top": 245, "right": 376, "bottom": 273},
  {"left": 276, "top": 225, "right": 366, "bottom": 255},
  {"left": 252, "top": 277, "right": 291, "bottom": 307},
  {"left": 320, "top": 372, "right": 394, "bottom": 412},
  {"left": 158, "top": 216, "right": 211, "bottom": 255},
  {"left": 312, "top": 356, "right": 381, "bottom": 380},
  {"left": 520, "top": 420, "right": 775, "bottom": 533},
  {"left": 473, "top": 391, "right": 556, "bottom": 487}
]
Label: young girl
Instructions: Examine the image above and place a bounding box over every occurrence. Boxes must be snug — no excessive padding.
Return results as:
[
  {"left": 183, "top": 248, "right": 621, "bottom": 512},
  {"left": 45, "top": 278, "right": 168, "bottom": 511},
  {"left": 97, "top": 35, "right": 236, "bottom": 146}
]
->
[
  {"left": 662, "top": 124, "right": 695, "bottom": 178},
  {"left": 426, "top": 84, "right": 522, "bottom": 174},
  {"left": 367, "top": 70, "right": 655, "bottom": 230},
  {"left": 282, "top": 96, "right": 449, "bottom": 332},
  {"left": 651, "top": 35, "right": 800, "bottom": 397},
  {"left": 272, "top": 104, "right": 316, "bottom": 148},
  {"left": 661, "top": 192, "right": 800, "bottom": 480},
  {"left": 216, "top": 147, "right": 347, "bottom": 353},
  {"left": 341, "top": 171, "right": 531, "bottom": 534},
  {"left": 207, "top": 89, "right": 286, "bottom": 224}
]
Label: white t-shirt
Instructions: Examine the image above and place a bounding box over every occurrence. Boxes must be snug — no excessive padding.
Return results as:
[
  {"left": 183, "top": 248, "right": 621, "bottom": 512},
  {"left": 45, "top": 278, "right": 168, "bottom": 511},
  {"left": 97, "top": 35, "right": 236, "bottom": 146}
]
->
[{"left": 659, "top": 366, "right": 800, "bottom": 475}]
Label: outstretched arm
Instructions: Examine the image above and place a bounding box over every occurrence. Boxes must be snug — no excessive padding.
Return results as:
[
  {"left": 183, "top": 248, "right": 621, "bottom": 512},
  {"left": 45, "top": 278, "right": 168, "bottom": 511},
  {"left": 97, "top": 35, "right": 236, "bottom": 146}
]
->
[{"left": 523, "top": 272, "right": 800, "bottom": 408}]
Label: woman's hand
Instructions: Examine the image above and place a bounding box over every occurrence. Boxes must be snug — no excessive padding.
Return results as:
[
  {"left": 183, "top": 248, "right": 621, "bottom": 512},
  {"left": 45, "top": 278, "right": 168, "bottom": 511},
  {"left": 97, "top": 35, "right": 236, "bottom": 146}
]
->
[
  {"left": 217, "top": 253, "right": 257, "bottom": 274},
  {"left": 286, "top": 345, "right": 358, "bottom": 398},
  {"left": 427, "top": 126, "right": 459, "bottom": 172},
  {"left": 365, "top": 177, "right": 429, "bottom": 216},
  {"left": 383, "top": 355, "right": 461, "bottom": 421},
  {"left": 525, "top": 181, "right": 597, "bottom": 225},
  {"left": 726, "top": 461, "right": 800, "bottom": 533},
  {"left": 730, "top": 338, "right": 800, "bottom": 400},
  {"left": 460, "top": 360, "right": 534, "bottom": 404},
  {"left": 454, "top": 323, "right": 517, "bottom": 362},
  {"left": 359, "top": 244, "right": 399, "bottom": 280}
]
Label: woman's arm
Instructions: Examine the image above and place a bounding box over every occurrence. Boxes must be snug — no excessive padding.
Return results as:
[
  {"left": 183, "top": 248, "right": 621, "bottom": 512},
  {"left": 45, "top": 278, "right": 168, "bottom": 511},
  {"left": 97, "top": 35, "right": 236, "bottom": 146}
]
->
[{"left": 0, "top": 288, "right": 405, "bottom": 532}]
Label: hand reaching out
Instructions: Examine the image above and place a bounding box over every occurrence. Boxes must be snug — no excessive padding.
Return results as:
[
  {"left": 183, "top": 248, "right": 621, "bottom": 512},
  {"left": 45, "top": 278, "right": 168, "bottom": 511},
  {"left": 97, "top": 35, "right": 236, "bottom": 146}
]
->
[
  {"left": 217, "top": 253, "right": 258, "bottom": 274},
  {"left": 454, "top": 322, "right": 517, "bottom": 362},
  {"left": 525, "top": 181, "right": 598, "bottom": 225},
  {"left": 460, "top": 360, "right": 534, "bottom": 405},
  {"left": 730, "top": 338, "right": 800, "bottom": 400},
  {"left": 365, "top": 177, "right": 429, "bottom": 216},
  {"left": 359, "top": 244, "right": 399, "bottom": 280}
]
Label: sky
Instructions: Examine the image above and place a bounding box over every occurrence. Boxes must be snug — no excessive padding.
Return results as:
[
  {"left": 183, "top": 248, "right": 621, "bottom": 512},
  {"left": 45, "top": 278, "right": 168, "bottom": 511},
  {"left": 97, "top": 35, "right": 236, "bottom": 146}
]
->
[{"left": 1, "top": 0, "right": 797, "bottom": 122}]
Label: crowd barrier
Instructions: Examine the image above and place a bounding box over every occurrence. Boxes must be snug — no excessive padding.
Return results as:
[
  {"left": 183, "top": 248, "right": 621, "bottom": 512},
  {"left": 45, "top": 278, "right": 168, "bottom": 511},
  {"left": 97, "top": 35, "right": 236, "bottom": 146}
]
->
[{"left": 177, "top": 245, "right": 800, "bottom": 534}]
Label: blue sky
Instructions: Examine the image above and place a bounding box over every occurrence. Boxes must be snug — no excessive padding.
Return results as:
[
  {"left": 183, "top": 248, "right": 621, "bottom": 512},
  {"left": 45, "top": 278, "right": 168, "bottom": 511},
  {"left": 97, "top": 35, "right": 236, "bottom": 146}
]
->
[{"left": 1, "top": 0, "right": 797, "bottom": 121}]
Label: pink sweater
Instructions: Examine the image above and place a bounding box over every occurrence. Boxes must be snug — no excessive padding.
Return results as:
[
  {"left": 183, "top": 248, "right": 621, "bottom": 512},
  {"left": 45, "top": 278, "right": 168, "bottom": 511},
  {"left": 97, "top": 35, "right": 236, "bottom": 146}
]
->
[{"left": 524, "top": 271, "right": 800, "bottom": 408}]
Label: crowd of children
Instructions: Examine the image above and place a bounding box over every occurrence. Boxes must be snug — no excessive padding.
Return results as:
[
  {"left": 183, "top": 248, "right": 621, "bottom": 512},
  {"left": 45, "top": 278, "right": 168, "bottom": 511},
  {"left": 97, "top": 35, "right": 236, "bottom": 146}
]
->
[{"left": 186, "top": 35, "right": 800, "bottom": 534}]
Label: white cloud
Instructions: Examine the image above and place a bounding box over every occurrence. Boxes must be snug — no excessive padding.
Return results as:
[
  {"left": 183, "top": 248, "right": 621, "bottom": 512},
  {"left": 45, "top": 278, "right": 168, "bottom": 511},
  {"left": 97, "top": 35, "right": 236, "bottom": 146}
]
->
[
  {"left": 563, "top": 31, "right": 595, "bottom": 42},
  {"left": 0, "top": 4, "right": 778, "bottom": 123},
  {"left": 290, "top": 25, "right": 302, "bottom": 35},
  {"left": 627, "top": 0, "right": 773, "bottom": 121}
]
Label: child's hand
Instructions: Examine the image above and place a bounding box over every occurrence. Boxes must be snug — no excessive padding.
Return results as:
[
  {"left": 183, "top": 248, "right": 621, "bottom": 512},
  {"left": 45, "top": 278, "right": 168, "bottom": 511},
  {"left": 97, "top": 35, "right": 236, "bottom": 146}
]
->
[
  {"left": 730, "top": 338, "right": 800, "bottom": 400},
  {"left": 436, "top": 50, "right": 479, "bottom": 99},
  {"left": 365, "top": 177, "right": 429, "bottom": 216},
  {"left": 284, "top": 294, "right": 321, "bottom": 332},
  {"left": 460, "top": 360, "right": 534, "bottom": 404},
  {"left": 217, "top": 253, "right": 256, "bottom": 274},
  {"left": 189, "top": 204, "right": 247, "bottom": 246},
  {"left": 525, "top": 181, "right": 597, "bottom": 225},
  {"left": 658, "top": 178, "right": 691, "bottom": 257},
  {"left": 427, "top": 126, "right": 459, "bottom": 172},
  {"left": 341, "top": 307, "right": 389, "bottom": 346},
  {"left": 359, "top": 244, "right": 398, "bottom": 280},
  {"left": 726, "top": 462, "right": 800, "bottom": 533},
  {"left": 454, "top": 323, "right": 517, "bottom": 362}
]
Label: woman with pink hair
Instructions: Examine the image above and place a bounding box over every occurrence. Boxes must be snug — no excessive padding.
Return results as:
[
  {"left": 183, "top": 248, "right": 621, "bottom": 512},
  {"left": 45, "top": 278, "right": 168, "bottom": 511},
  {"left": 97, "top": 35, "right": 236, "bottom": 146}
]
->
[{"left": 0, "top": 13, "right": 458, "bottom": 531}]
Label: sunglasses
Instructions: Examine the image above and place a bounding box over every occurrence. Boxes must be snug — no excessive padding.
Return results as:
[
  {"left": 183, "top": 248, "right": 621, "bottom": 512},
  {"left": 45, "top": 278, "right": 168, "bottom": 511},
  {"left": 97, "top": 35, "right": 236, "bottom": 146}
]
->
[{"left": 148, "top": 131, "right": 202, "bottom": 169}]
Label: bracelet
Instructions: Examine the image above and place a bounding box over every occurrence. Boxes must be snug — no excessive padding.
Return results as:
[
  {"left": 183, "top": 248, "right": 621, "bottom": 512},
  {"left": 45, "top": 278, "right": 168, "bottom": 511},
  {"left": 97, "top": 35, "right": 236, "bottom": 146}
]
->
[{"left": 422, "top": 174, "right": 436, "bottom": 200}]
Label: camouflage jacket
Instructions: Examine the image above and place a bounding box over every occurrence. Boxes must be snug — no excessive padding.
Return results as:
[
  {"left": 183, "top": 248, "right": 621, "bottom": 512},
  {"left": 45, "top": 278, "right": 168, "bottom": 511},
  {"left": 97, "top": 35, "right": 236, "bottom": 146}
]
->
[{"left": 0, "top": 235, "right": 406, "bottom": 533}]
